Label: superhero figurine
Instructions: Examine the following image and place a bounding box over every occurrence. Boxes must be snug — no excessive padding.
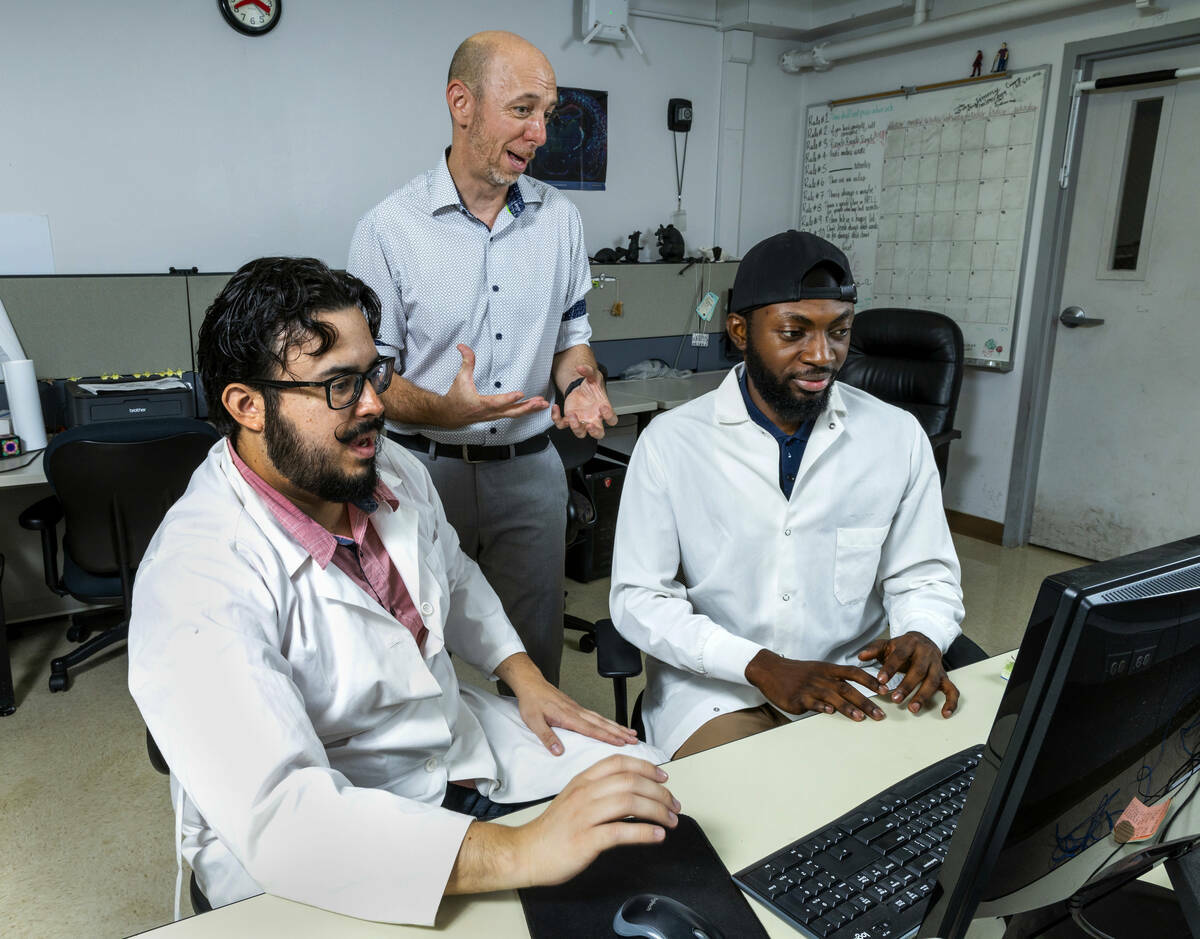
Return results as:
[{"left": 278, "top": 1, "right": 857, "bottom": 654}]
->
[{"left": 992, "top": 42, "right": 1009, "bottom": 73}]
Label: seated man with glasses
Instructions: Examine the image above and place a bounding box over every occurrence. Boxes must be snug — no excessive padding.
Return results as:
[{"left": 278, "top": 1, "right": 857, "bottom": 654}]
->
[{"left": 127, "top": 257, "right": 673, "bottom": 925}]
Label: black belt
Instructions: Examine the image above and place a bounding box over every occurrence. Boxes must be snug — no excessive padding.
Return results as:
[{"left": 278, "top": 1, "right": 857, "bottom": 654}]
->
[{"left": 387, "top": 430, "right": 551, "bottom": 463}]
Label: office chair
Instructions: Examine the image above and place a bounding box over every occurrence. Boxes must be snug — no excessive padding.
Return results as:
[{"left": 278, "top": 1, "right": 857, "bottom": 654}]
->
[
  {"left": 838, "top": 307, "right": 964, "bottom": 486},
  {"left": 550, "top": 426, "right": 601, "bottom": 651},
  {"left": 145, "top": 731, "right": 213, "bottom": 914},
  {"left": 595, "top": 620, "right": 989, "bottom": 734},
  {"left": 18, "top": 417, "right": 219, "bottom": 692}
]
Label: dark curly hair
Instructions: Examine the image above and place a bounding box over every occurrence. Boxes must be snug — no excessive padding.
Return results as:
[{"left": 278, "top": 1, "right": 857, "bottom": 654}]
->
[{"left": 197, "top": 257, "right": 383, "bottom": 438}]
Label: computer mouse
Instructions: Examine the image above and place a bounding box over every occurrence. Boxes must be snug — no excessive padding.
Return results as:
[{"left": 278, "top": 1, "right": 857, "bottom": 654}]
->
[{"left": 613, "top": 893, "right": 724, "bottom": 939}]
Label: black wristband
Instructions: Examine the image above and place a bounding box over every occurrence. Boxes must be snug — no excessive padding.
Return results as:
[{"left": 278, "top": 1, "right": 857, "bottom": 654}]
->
[{"left": 563, "top": 376, "right": 587, "bottom": 399}]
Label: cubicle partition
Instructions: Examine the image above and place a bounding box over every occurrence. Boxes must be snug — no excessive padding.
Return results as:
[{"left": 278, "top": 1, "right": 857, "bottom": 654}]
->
[
  {"left": 0, "top": 261, "right": 738, "bottom": 385},
  {"left": 0, "top": 262, "right": 738, "bottom": 621}
]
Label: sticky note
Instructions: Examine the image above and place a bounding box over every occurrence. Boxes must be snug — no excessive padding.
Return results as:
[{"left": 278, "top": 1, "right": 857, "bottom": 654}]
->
[{"left": 1113, "top": 796, "right": 1170, "bottom": 843}]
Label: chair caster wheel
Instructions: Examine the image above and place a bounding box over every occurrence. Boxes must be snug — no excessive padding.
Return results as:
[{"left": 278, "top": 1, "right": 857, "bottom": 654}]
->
[
  {"left": 0, "top": 704, "right": 15, "bottom": 716},
  {"left": 66, "top": 625, "right": 91, "bottom": 642},
  {"left": 579, "top": 634, "right": 596, "bottom": 653},
  {"left": 49, "top": 673, "right": 69, "bottom": 693}
]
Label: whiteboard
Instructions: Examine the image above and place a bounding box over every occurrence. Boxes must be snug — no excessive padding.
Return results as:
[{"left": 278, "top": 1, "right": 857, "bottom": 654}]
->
[{"left": 800, "top": 67, "right": 1049, "bottom": 369}]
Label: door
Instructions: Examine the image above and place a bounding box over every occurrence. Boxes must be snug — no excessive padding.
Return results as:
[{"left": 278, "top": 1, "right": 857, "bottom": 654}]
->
[{"left": 1031, "top": 45, "right": 1200, "bottom": 560}]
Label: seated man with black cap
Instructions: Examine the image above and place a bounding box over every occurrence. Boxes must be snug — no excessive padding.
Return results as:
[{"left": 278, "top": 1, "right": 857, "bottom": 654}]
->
[{"left": 609, "top": 230, "right": 965, "bottom": 760}]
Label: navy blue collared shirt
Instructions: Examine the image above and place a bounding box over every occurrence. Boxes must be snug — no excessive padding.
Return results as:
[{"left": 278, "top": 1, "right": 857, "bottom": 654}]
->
[{"left": 738, "top": 371, "right": 814, "bottom": 499}]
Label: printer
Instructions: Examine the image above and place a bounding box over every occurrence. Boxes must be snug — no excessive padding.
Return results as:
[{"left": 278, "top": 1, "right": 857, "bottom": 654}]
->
[{"left": 65, "top": 378, "right": 196, "bottom": 427}]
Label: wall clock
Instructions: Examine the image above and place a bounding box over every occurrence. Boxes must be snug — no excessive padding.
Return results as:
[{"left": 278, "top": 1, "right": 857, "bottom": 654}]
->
[{"left": 217, "top": 0, "right": 281, "bottom": 37}]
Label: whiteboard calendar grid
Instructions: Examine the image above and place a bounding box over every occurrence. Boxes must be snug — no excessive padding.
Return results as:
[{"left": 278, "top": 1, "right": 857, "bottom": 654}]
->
[{"left": 800, "top": 67, "right": 1050, "bottom": 370}]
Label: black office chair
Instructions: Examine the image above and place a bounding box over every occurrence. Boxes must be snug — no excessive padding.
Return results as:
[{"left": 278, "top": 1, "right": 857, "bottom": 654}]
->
[
  {"left": 550, "top": 426, "right": 601, "bottom": 652},
  {"left": 19, "top": 417, "right": 219, "bottom": 692},
  {"left": 145, "top": 730, "right": 213, "bottom": 914},
  {"left": 838, "top": 307, "right": 964, "bottom": 486}
]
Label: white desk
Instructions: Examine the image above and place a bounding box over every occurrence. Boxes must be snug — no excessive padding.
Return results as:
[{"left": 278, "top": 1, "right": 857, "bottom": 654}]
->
[
  {"left": 0, "top": 450, "right": 44, "bottom": 488},
  {"left": 138, "top": 656, "right": 1012, "bottom": 938},
  {"left": 607, "top": 369, "right": 729, "bottom": 434}
]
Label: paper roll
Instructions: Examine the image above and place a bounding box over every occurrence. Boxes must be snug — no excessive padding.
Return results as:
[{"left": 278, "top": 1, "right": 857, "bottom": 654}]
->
[
  {"left": 2, "top": 358, "right": 48, "bottom": 451},
  {"left": 0, "top": 296, "right": 26, "bottom": 363}
]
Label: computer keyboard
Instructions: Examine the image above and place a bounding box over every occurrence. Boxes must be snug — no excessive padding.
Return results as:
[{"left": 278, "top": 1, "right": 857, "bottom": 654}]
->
[{"left": 733, "top": 742, "right": 983, "bottom": 939}]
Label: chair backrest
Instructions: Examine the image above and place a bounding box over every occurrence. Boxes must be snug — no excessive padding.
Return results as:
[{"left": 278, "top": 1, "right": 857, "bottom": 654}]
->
[
  {"left": 839, "top": 308, "right": 964, "bottom": 485},
  {"left": 839, "top": 308, "right": 964, "bottom": 440},
  {"left": 44, "top": 418, "right": 220, "bottom": 579}
]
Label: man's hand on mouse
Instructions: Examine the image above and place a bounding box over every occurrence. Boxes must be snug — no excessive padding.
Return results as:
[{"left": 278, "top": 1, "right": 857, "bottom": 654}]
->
[
  {"left": 744, "top": 649, "right": 889, "bottom": 722},
  {"left": 857, "top": 631, "right": 959, "bottom": 718},
  {"left": 445, "top": 755, "right": 678, "bottom": 896},
  {"left": 516, "top": 755, "right": 679, "bottom": 887}
]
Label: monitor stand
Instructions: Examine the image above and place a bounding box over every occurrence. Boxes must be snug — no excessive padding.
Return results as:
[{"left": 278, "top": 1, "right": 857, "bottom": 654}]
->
[{"left": 1001, "top": 848, "right": 1200, "bottom": 938}]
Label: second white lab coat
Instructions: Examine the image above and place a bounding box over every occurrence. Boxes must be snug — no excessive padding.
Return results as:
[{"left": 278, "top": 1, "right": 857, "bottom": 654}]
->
[
  {"left": 610, "top": 367, "right": 964, "bottom": 757},
  {"left": 128, "top": 439, "right": 663, "bottom": 925}
]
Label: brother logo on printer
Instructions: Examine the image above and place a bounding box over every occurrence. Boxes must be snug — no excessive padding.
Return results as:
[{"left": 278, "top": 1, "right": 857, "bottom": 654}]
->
[{"left": 128, "top": 407, "right": 148, "bottom": 414}]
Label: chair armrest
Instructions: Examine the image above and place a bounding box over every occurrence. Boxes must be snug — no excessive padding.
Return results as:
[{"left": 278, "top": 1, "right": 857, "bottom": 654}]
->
[
  {"left": 18, "top": 495, "right": 66, "bottom": 596},
  {"left": 594, "top": 618, "right": 643, "bottom": 679},
  {"left": 18, "top": 495, "right": 63, "bottom": 531},
  {"left": 928, "top": 429, "right": 962, "bottom": 449}
]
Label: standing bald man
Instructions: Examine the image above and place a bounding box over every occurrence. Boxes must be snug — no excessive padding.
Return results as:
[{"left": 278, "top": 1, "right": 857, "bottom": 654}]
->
[{"left": 349, "top": 32, "right": 615, "bottom": 688}]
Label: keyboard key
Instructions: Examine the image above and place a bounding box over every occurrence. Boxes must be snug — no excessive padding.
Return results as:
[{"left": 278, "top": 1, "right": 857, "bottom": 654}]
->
[
  {"left": 830, "top": 880, "right": 853, "bottom": 901},
  {"left": 826, "top": 905, "right": 852, "bottom": 928},
  {"left": 882, "top": 875, "right": 905, "bottom": 894},
  {"left": 850, "top": 894, "right": 876, "bottom": 913},
  {"left": 835, "top": 900, "right": 863, "bottom": 923},
  {"left": 875, "top": 829, "right": 910, "bottom": 853},
  {"left": 776, "top": 890, "right": 819, "bottom": 924},
  {"left": 892, "top": 844, "right": 920, "bottom": 865},
  {"left": 840, "top": 811, "right": 877, "bottom": 834},
  {"left": 867, "top": 882, "right": 893, "bottom": 902},
  {"left": 858, "top": 818, "right": 900, "bottom": 844},
  {"left": 812, "top": 915, "right": 841, "bottom": 936},
  {"left": 876, "top": 858, "right": 899, "bottom": 876},
  {"left": 871, "top": 920, "right": 899, "bottom": 937},
  {"left": 908, "top": 851, "right": 943, "bottom": 876},
  {"left": 812, "top": 843, "right": 877, "bottom": 881},
  {"left": 864, "top": 862, "right": 890, "bottom": 882},
  {"left": 820, "top": 827, "right": 846, "bottom": 847}
]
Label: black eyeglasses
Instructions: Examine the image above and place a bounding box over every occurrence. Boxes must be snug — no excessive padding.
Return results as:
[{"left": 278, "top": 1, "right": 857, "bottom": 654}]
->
[{"left": 251, "top": 356, "right": 395, "bottom": 410}]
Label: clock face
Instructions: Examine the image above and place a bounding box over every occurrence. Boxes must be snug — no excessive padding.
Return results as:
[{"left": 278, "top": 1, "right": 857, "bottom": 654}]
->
[{"left": 218, "top": 0, "right": 281, "bottom": 36}]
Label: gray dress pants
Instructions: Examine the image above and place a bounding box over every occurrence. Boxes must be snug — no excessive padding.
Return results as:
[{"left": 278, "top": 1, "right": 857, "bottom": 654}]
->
[{"left": 408, "top": 440, "right": 567, "bottom": 688}]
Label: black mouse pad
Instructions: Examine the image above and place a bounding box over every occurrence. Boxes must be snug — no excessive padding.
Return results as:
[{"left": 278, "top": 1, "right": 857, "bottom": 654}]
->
[{"left": 518, "top": 814, "right": 769, "bottom": 939}]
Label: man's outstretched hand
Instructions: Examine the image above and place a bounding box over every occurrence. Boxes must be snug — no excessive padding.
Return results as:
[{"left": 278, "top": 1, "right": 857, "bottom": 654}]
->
[
  {"left": 858, "top": 631, "right": 959, "bottom": 718},
  {"left": 442, "top": 344, "right": 549, "bottom": 428},
  {"left": 551, "top": 364, "right": 617, "bottom": 439}
]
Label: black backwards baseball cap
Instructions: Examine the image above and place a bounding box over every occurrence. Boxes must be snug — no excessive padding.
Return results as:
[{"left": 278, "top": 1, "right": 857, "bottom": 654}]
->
[{"left": 729, "top": 230, "right": 857, "bottom": 315}]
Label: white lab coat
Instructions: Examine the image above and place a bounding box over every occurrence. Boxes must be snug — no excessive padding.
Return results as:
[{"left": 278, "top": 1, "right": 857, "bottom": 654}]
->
[
  {"left": 128, "top": 438, "right": 663, "bottom": 925},
  {"left": 609, "top": 366, "right": 964, "bottom": 757}
]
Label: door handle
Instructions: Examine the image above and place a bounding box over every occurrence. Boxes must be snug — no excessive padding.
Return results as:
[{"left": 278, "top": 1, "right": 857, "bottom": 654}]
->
[{"left": 1059, "top": 305, "right": 1105, "bottom": 328}]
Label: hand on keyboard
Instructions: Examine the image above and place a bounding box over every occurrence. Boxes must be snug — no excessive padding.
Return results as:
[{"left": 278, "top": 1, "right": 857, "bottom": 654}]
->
[
  {"left": 744, "top": 651, "right": 889, "bottom": 722},
  {"left": 857, "top": 632, "right": 959, "bottom": 718}
]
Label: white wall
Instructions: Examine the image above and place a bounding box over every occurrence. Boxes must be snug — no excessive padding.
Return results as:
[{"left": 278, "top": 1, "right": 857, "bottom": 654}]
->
[
  {"left": 738, "top": 1, "right": 1200, "bottom": 524},
  {"left": 0, "top": 1, "right": 721, "bottom": 273}
]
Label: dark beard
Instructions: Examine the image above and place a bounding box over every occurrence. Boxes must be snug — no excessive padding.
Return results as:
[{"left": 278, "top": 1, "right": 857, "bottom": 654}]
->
[
  {"left": 264, "top": 396, "right": 380, "bottom": 503},
  {"left": 744, "top": 331, "right": 836, "bottom": 427}
]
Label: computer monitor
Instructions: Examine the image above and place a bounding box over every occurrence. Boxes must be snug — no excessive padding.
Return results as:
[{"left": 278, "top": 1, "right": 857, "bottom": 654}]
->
[{"left": 920, "top": 535, "right": 1200, "bottom": 937}]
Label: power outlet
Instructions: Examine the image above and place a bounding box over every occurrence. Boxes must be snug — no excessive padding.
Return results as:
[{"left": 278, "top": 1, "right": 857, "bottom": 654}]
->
[{"left": 691, "top": 332, "right": 709, "bottom": 347}]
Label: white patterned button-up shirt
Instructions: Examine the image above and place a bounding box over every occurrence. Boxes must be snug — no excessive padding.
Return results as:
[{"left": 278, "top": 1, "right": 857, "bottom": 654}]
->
[{"left": 348, "top": 152, "right": 593, "bottom": 445}]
